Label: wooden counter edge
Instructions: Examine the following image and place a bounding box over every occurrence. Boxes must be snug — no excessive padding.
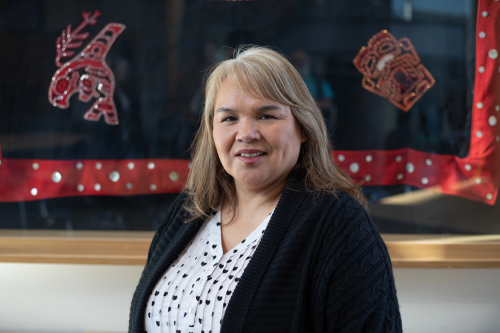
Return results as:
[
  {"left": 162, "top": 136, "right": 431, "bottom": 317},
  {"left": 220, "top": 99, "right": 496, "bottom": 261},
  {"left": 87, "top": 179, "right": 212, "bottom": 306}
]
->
[
  {"left": 1, "top": 231, "right": 500, "bottom": 268},
  {"left": 0, "top": 254, "right": 147, "bottom": 266}
]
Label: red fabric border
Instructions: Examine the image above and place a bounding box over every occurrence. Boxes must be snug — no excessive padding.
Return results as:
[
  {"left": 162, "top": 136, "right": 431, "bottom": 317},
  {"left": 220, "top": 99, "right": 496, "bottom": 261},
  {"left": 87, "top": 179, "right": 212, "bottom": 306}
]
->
[
  {"left": 0, "top": 0, "right": 498, "bottom": 204},
  {"left": 0, "top": 158, "right": 189, "bottom": 202},
  {"left": 338, "top": 0, "right": 500, "bottom": 205}
]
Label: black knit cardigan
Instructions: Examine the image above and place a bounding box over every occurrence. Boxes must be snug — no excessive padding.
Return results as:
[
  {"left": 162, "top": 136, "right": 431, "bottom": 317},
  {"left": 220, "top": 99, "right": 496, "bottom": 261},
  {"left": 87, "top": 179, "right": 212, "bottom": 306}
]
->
[{"left": 129, "top": 175, "right": 402, "bottom": 333}]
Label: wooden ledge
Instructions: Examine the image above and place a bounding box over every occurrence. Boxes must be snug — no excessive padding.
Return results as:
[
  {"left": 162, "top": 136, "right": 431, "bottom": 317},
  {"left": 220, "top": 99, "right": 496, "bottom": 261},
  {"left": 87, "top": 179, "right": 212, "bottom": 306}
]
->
[
  {"left": 0, "top": 230, "right": 154, "bottom": 265},
  {"left": 1, "top": 230, "right": 499, "bottom": 268},
  {"left": 382, "top": 234, "right": 500, "bottom": 268}
]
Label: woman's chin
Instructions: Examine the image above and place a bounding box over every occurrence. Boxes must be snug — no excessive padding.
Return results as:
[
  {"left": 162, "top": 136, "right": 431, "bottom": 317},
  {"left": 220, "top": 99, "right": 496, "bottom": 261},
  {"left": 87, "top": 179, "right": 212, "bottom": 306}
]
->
[{"left": 233, "top": 171, "right": 270, "bottom": 190}]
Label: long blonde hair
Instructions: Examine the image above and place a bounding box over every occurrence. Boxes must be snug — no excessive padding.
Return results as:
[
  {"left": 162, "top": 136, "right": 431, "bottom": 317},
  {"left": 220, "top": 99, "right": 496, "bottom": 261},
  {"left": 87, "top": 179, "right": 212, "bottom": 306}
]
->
[{"left": 184, "top": 45, "right": 367, "bottom": 222}]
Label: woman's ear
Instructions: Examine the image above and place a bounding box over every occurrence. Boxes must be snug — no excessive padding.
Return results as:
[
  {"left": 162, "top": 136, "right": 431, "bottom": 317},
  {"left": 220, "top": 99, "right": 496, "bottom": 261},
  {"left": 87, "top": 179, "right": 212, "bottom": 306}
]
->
[{"left": 300, "top": 127, "right": 308, "bottom": 143}]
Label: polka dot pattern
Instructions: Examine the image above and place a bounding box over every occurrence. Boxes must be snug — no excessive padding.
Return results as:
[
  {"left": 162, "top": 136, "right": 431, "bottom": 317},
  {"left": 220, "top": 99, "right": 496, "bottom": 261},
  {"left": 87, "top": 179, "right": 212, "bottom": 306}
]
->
[{"left": 145, "top": 208, "right": 274, "bottom": 332}]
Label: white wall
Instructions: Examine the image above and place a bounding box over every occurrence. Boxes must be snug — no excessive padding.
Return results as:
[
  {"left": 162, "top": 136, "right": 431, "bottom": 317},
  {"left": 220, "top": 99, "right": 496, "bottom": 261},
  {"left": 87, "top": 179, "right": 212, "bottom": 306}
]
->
[
  {"left": 395, "top": 269, "right": 500, "bottom": 333},
  {"left": 0, "top": 264, "right": 499, "bottom": 333},
  {"left": 0, "top": 264, "right": 142, "bottom": 333}
]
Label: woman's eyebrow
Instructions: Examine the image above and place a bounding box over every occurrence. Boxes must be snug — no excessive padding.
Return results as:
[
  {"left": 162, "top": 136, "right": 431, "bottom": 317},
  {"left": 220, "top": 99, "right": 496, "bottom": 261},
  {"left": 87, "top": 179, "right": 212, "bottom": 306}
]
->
[
  {"left": 215, "top": 105, "right": 283, "bottom": 113},
  {"left": 255, "top": 105, "right": 283, "bottom": 112},
  {"left": 216, "top": 107, "right": 236, "bottom": 113}
]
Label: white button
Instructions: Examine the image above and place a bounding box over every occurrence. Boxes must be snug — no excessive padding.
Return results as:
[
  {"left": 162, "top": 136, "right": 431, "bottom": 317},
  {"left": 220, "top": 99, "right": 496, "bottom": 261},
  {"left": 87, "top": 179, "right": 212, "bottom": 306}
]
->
[
  {"left": 109, "top": 171, "right": 120, "bottom": 182},
  {"left": 349, "top": 162, "right": 359, "bottom": 173},
  {"left": 489, "top": 49, "right": 498, "bottom": 59},
  {"left": 481, "top": 11, "right": 488, "bottom": 17},
  {"left": 365, "top": 155, "right": 372, "bottom": 162},
  {"left": 95, "top": 162, "right": 102, "bottom": 169},
  {"left": 395, "top": 155, "right": 402, "bottom": 162},
  {"left": 465, "top": 164, "right": 472, "bottom": 171},
  {"left": 147, "top": 162, "right": 155, "bottom": 169},
  {"left": 421, "top": 177, "right": 429, "bottom": 185},
  {"left": 365, "top": 175, "right": 371, "bottom": 182},
  {"left": 52, "top": 172, "right": 62, "bottom": 183},
  {"left": 475, "top": 178, "right": 482, "bottom": 184},
  {"left": 31, "top": 188, "right": 38, "bottom": 196},
  {"left": 397, "top": 174, "right": 404, "bottom": 180},
  {"left": 169, "top": 171, "right": 179, "bottom": 181},
  {"left": 405, "top": 162, "right": 415, "bottom": 173},
  {"left": 189, "top": 307, "right": 193, "bottom": 313},
  {"left": 479, "top": 31, "right": 485, "bottom": 38},
  {"left": 486, "top": 193, "right": 493, "bottom": 200},
  {"left": 127, "top": 162, "right": 135, "bottom": 170},
  {"left": 476, "top": 102, "right": 483, "bottom": 109},
  {"left": 76, "top": 162, "right": 83, "bottom": 170},
  {"left": 194, "top": 292, "right": 197, "bottom": 297},
  {"left": 476, "top": 131, "right": 483, "bottom": 138},
  {"left": 478, "top": 66, "right": 485, "bottom": 73},
  {"left": 32, "top": 162, "right": 39, "bottom": 170},
  {"left": 425, "top": 159, "right": 432, "bottom": 166},
  {"left": 337, "top": 154, "right": 345, "bottom": 162},
  {"left": 489, "top": 116, "right": 497, "bottom": 126}
]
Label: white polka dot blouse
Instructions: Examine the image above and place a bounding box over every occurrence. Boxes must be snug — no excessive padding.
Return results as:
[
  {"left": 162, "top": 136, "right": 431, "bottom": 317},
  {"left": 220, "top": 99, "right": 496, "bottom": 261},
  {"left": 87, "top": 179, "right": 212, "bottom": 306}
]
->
[{"left": 144, "top": 208, "right": 274, "bottom": 333}]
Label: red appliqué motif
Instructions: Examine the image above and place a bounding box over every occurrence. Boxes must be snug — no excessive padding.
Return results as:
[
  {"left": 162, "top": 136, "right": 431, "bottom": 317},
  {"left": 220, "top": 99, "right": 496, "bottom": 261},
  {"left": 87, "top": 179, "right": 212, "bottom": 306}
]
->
[
  {"left": 48, "top": 11, "right": 126, "bottom": 125},
  {"left": 353, "top": 30, "right": 435, "bottom": 112}
]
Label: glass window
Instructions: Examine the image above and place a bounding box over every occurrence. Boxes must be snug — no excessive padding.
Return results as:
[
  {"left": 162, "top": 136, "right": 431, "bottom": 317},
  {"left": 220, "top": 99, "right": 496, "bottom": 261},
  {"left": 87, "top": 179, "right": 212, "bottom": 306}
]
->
[{"left": 1, "top": 0, "right": 498, "bottom": 234}]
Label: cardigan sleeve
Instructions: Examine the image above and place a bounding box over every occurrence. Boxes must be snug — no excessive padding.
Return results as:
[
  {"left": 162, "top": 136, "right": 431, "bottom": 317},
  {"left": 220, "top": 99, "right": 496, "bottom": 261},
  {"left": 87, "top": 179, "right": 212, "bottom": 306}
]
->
[{"left": 319, "top": 195, "right": 402, "bottom": 333}]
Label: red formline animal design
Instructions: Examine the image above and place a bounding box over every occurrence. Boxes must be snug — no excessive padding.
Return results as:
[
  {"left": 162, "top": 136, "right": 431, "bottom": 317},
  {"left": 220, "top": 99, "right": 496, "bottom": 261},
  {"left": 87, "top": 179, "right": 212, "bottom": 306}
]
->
[
  {"left": 353, "top": 30, "right": 435, "bottom": 112},
  {"left": 48, "top": 11, "right": 126, "bottom": 125}
]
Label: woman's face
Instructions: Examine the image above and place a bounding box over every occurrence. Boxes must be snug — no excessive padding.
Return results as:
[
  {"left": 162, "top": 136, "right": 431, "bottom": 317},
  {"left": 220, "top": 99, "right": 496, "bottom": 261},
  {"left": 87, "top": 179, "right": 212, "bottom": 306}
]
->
[{"left": 213, "top": 78, "right": 307, "bottom": 192}]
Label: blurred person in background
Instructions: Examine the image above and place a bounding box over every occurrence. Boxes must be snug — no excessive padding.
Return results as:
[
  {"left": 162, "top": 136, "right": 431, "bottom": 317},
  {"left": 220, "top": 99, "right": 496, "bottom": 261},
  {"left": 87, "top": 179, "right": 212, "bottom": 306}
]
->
[{"left": 291, "top": 49, "right": 337, "bottom": 135}]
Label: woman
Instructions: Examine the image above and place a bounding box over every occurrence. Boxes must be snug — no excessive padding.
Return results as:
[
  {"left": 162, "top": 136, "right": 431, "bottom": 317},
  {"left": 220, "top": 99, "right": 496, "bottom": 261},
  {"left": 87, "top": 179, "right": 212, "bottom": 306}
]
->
[{"left": 129, "top": 45, "right": 402, "bottom": 333}]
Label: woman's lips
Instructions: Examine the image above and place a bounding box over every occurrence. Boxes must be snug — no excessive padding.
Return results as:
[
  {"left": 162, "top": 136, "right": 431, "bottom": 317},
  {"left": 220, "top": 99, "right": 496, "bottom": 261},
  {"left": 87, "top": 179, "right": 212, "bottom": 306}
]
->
[
  {"left": 236, "top": 154, "right": 266, "bottom": 164},
  {"left": 235, "top": 149, "right": 266, "bottom": 165}
]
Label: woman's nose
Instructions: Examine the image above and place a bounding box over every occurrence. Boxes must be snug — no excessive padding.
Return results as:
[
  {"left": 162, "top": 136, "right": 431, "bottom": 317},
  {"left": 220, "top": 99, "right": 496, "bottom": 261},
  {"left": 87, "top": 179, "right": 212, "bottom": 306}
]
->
[{"left": 236, "top": 119, "right": 260, "bottom": 142}]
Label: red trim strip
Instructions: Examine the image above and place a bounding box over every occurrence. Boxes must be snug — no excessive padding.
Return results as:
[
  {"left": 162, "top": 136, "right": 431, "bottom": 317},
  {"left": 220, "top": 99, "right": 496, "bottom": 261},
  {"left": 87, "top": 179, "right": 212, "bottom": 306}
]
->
[{"left": 0, "top": 159, "right": 189, "bottom": 202}]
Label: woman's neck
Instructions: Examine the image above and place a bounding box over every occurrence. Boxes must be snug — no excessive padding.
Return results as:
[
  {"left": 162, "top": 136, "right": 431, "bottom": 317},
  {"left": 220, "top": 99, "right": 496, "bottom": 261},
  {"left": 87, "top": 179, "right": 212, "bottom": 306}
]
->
[{"left": 223, "top": 172, "right": 288, "bottom": 222}]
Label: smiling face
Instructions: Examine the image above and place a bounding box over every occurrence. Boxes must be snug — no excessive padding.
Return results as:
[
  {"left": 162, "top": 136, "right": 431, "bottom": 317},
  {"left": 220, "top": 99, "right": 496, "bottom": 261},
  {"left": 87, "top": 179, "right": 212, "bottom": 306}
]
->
[{"left": 212, "top": 78, "right": 307, "bottom": 192}]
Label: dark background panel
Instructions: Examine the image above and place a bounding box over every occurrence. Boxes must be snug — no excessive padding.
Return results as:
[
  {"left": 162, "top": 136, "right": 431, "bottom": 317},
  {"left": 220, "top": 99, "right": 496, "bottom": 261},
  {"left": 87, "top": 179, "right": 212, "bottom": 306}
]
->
[
  {"left": 0, "top": 0, "right": 487, "bottom": 233},
  {"left": 0, "top": 0, "right": 474, "bottom": 160}
]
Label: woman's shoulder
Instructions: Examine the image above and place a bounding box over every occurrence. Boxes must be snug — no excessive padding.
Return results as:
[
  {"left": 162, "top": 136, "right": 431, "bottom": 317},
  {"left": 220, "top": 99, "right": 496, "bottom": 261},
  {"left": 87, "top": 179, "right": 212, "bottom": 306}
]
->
[
  {"left": 299, "top": 189, "right": 381, "bottom": 247},
  {"left": 147, "top": 192, "right": 190, "bottom": 257},
  {"left": 303, "top": 188, "right": 368, "bottom": 219},
  {"left": 304, "top": 190, "right": 391, "bottom": 277},
  {"left": 161, "top": 191, "right": 190, "bottom": 223}
]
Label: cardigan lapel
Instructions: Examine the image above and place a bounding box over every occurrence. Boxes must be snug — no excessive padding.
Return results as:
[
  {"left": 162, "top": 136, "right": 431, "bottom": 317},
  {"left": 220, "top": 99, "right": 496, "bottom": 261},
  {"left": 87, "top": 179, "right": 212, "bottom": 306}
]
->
[
  {"left": 134, "top": 212, "right": 204, "bottom": 332},
  {"left": 221, "top": 173, "right": 308, "bottom": 333}
]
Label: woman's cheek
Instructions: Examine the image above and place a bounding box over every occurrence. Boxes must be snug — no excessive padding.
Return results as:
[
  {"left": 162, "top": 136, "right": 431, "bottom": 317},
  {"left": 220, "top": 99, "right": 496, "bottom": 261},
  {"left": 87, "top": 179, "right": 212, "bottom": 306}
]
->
[{"left": 215, "top": 130, "right": 233, "bottom": 164}]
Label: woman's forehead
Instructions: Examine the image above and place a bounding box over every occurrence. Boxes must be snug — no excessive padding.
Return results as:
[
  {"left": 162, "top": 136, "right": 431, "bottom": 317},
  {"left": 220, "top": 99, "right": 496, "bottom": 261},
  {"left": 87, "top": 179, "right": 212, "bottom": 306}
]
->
[
  {"left": 215, "top": 104, "right": 286, "bottom": 115},
  {"left": 215, "top": 79, "right": 282, "bottom": 109}
]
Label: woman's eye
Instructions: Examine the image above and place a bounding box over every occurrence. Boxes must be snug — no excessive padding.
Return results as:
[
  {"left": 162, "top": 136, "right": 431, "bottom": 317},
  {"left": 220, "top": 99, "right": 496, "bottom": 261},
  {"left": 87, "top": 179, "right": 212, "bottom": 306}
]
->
[
  {"left": 260, "top": 114, "right": 275, "bottom": 120},
  {"left": 222, "top": 116, "right": 237, "bottom": 122}
]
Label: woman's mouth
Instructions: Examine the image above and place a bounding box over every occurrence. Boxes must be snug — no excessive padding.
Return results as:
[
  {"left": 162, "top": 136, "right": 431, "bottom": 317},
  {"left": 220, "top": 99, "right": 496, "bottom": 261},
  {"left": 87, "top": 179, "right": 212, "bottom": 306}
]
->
[
  {"left": 240, "top": 152, "right": 265, "bottom": 157},
  {"left": 236, "top": 150, "right": 266, "bottom": 164}
]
